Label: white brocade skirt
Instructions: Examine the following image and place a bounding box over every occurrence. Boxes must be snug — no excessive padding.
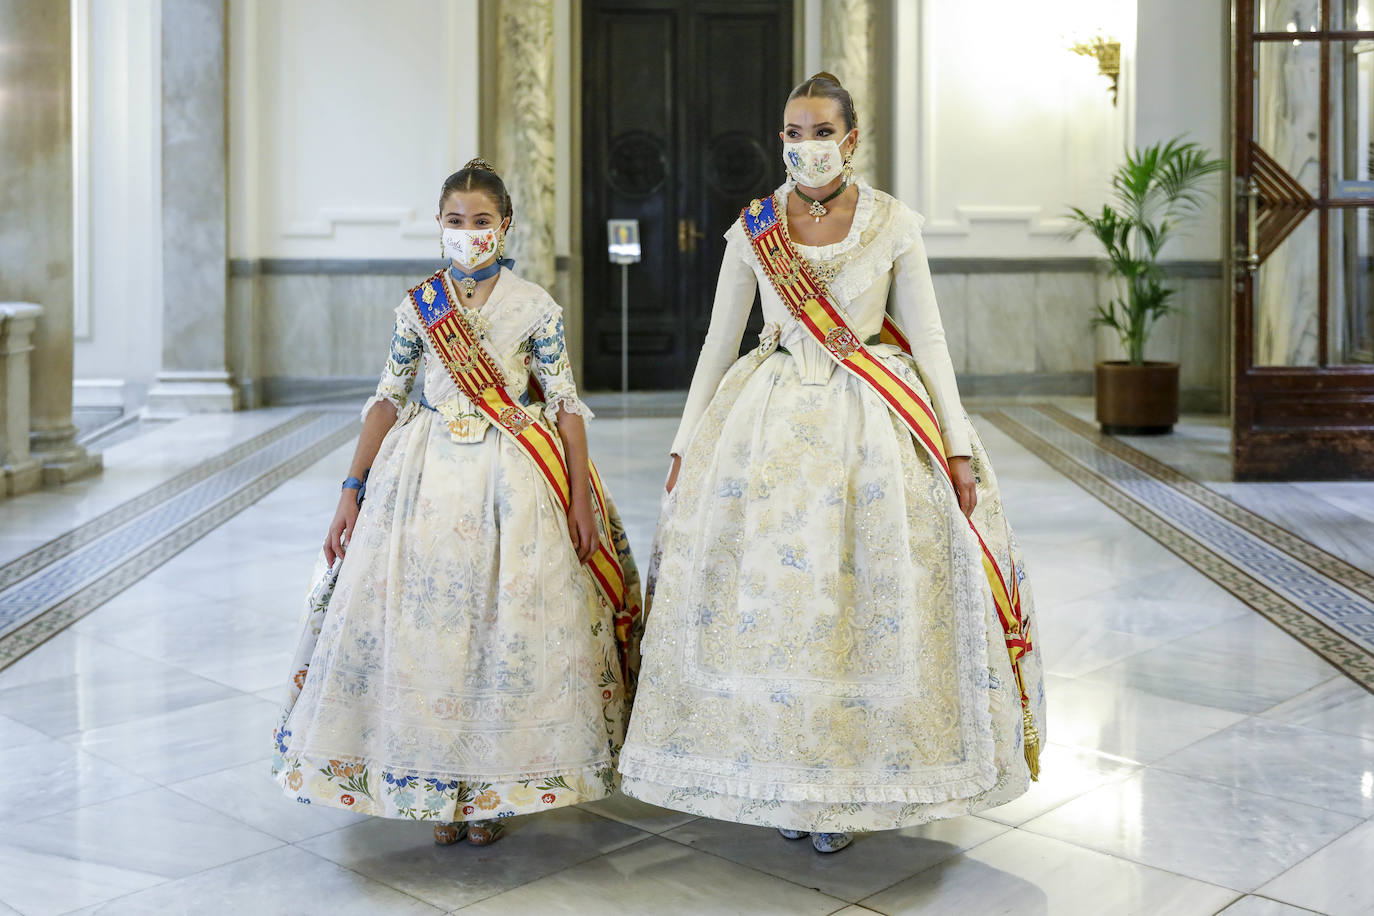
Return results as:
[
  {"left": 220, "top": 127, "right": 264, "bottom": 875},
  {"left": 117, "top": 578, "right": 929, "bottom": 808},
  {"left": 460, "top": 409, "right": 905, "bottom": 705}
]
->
[
  {"left": 272, "top": 407, "right": 640, "bottom": 823},
  {"left": 619, "top": 348, "right": 1046, "bottom": 833}
]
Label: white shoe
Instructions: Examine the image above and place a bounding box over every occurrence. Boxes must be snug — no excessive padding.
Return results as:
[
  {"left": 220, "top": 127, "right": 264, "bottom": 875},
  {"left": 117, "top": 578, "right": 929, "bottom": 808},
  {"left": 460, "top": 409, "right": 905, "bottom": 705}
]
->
[
  {"left": 777, "top": 828, "right": 809, "bottom": 840},
  {"left": 811, "top": 832, "right": 852, "bottom": 853}
]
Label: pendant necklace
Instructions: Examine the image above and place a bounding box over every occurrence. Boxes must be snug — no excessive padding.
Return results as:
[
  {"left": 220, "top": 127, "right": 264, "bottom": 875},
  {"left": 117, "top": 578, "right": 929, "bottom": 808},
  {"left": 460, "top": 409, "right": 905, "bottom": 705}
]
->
[
  {"left": 448, "top": 259, "right": 509, "bottom": 299},
  {"left": 793, "top": 180, "right": 849, "bottom": 221}
]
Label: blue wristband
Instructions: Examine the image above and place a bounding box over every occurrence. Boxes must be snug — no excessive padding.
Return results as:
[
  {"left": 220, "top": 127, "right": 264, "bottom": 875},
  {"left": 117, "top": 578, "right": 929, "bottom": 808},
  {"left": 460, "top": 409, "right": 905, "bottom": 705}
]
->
[{"left": 342, "top": 469, "right": 369, "bottom": 507}]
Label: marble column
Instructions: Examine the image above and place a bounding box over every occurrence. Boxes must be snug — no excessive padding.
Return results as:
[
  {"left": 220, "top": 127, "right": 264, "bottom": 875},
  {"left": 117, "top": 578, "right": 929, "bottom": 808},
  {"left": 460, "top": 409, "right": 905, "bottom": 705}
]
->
[
  {"left": 0, "top": 304, "right": 44, "bottom": 496},
  {"left": 0, "top": 0, "right": 102, "bottom": 485},
  {"left": 144, "top": 0, "right": 238, "bottom": 416},
  {"left": 494, "top": 0, "right": 557, "bottom": 292},
  {"left": 821, "top": 0, "right": 877, "bottom": 182}
]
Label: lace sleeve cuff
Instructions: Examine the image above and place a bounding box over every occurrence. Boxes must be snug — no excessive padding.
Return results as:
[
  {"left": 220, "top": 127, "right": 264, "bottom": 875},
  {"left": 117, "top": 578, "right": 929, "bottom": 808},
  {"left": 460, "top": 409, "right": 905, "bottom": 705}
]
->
[{"left": 542, "top": 393, "right": 595, "bottom": 425}]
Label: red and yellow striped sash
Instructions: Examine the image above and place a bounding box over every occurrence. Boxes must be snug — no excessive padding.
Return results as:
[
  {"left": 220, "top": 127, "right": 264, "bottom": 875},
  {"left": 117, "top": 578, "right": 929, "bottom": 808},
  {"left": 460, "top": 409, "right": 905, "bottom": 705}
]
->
[
  {"left": 742, "top": 196, "right": 1039, "bottom": 777},
  {"left": 408, "top": 269, "right": 639, "bottom": 664}
]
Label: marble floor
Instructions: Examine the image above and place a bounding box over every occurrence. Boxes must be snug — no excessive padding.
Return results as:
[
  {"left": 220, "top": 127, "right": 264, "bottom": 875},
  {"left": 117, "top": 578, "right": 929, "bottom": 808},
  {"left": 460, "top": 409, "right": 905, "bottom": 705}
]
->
[{"left": 0, "top": 399, "right": 1371, "bottom": 915}]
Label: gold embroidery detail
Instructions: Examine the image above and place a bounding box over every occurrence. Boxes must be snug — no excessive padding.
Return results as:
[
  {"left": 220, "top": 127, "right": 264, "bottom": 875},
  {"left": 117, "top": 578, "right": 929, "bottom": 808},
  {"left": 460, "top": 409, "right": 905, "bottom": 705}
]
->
[
  {"left": 748, "top": 199, "right": 764, "bottom": 218},
  {"left": 421, "top": 282, "right": 437, "bottom": 305}
]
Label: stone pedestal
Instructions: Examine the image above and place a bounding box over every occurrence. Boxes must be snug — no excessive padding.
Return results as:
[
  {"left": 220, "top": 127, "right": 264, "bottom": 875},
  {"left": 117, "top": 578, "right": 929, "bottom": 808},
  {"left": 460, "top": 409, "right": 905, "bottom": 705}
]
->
[
  {"left": 145, "top": 0, "right": 238, "bottom": 417},
  {"left": 0, "top": 304, "right": 44, "bottom": 497},
  {"left": 0, "top": 0, "right": 101, "bottom": 487}
]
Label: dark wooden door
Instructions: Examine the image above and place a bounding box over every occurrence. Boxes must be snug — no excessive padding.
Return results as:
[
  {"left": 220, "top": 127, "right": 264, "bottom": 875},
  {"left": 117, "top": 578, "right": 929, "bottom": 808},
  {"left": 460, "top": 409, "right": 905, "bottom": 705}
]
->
[
  {"left": 581, "top": 0, "right": 793, "bottom": 390},
  {"left": 1233, "top": 2, "right": 1374, "bottom": 478}
]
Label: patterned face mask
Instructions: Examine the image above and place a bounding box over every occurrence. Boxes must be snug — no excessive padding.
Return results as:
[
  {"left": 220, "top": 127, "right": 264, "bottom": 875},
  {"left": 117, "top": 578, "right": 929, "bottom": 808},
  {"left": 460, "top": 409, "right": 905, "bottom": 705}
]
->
[
  {"left": 442, "top": 227, "right": 499, "bottom": 271},
  {"left": 782, "top": 138, "right": 846, "bottom": 187}
]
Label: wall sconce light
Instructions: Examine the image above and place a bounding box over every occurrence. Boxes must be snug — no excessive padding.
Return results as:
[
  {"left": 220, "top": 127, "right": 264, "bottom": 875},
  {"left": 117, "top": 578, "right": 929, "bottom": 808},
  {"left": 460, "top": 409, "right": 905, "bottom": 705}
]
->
[{"left": 1071, "top": 36, "right": 1122, "bottom": 105}]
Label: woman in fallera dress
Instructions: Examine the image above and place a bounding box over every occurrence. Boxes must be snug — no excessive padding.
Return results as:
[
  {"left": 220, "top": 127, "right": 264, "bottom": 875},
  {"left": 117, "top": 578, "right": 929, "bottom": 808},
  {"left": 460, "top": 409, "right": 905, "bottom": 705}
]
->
[
  {"left": 618, "top": 73, "right": 1046, "bottom": 853},
  {"left": 271, "top": 159, "right": 643, "bottom": 847}
]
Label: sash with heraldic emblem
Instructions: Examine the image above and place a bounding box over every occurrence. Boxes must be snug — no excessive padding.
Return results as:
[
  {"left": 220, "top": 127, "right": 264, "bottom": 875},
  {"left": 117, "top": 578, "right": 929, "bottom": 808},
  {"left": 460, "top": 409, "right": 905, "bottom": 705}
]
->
[
  {"left": 407, "top": 269, "right": 642, "bottom": 679},
  {"left": 740, "top": 194, "right": 1040, "bottom": 778}
]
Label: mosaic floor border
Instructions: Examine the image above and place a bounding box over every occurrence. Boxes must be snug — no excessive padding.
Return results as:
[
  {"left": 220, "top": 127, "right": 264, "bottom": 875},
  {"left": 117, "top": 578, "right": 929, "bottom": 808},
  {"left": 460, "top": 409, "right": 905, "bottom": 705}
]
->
[
  {"left": 0, "top": 412, "right": 358, "bottom": 669},
  {"left": 0, "top": 411, "right": 321, "bottom": 592},
  {"left": 981, "top": 406, "right": 1374, "bottom": 692}
]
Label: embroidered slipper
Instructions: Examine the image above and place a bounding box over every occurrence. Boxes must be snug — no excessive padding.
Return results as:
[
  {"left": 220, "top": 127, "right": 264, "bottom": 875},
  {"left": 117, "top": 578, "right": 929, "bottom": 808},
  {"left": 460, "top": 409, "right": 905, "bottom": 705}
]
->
[
  {"left": 467, "top": 819, "right": 506, "bottom": 846},
  {"left": 777, "top": 828, "right": 810, "bottom": 840},
  {"left": 433, "top": 822, "right": 468, "bottom": 846},
  {"left": 811, "top": 832, "right": 853, "bottom": 853}
]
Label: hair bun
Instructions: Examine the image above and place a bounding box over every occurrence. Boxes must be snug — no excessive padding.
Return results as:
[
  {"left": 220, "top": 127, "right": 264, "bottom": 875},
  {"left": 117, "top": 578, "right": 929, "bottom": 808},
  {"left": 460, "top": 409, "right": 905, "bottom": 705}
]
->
[
  {"left": 809, "top": 71, "right": 843, "bottom": 87},
  {"left": 463, "top": 157, "right": 497, "bottom": 173}
]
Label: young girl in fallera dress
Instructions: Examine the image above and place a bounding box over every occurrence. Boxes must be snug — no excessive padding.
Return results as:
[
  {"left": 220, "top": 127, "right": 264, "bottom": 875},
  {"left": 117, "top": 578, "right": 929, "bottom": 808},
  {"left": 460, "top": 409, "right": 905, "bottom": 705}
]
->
[
  {"left": 272, "top": 160, "right": 643, "bottom": 847},
  {"left": 619, "top": 74, "right": 1046, "bottom": 853}
]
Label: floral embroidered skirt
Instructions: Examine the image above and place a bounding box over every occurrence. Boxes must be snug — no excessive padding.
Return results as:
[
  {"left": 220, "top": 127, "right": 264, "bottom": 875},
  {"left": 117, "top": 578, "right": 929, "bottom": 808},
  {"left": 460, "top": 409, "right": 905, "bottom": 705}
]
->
[
  {"left": 272, "top": 409, "right": 641, "bottom": 822},
  {"left": 619, "top": 349, "right": 1046, "bottom": 833}
]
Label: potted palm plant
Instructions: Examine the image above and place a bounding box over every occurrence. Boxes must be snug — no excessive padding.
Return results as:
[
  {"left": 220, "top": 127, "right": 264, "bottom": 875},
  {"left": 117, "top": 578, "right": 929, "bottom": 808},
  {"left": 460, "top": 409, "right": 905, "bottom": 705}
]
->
[{"left": 1067, "top": 138, "right": 1226, "bottom": 434}]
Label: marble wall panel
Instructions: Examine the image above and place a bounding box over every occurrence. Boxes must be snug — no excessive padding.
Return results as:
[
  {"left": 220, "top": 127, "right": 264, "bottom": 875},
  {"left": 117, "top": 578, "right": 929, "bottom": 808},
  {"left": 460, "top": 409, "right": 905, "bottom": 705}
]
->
[
  {"left": 243, "top": 265, "right": 1228, "bottom": 410},
  {"left": 964, "top": 274, "right": 1038, "bottom": 374},
  {"left": 1033, "top": 273, "right": 1099, "bottom": 374},
  {"left": 930, "top": 273, "right": 968, "bottom": 373}
]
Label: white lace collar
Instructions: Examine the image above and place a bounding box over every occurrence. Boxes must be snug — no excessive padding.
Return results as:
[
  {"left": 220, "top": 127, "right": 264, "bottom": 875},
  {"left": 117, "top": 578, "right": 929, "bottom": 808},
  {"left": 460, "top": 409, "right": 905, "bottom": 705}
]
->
[{"left": 777, "top": 178, "right": 877, "bottom": 260}]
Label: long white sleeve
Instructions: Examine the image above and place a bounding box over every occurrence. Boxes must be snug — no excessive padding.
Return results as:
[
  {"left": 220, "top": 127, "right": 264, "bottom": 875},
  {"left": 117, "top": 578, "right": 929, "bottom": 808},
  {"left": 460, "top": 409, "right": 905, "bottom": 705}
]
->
[
  {"left": 669, "top": 231, "right": 759, "bottom": 457},
  {"left": 890, "top": 232, "right": 972, "bottom": 458}
]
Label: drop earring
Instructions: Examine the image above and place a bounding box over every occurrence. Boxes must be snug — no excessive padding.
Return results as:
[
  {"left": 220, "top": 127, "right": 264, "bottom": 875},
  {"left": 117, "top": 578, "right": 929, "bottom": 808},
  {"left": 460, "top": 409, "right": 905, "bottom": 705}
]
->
[
  {"left": 842, "top": 151, "right": 855, "bottom": 180},
  {"left": 496, "top": 234, "right": 506, "bottom": 260},
  {"left": 439, "top": 237, "right": 446, "bottom": 259}
]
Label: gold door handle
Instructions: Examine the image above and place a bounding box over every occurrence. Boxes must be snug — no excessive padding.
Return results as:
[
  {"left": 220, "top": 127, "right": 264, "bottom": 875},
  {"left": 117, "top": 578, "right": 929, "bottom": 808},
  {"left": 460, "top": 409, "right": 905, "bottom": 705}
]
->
[
  {"left": 677, "top": 218, "right": 706, "bottom": 252},
  {"left": 1237, "top": 176, "right": 1260, "bottom": 273}
]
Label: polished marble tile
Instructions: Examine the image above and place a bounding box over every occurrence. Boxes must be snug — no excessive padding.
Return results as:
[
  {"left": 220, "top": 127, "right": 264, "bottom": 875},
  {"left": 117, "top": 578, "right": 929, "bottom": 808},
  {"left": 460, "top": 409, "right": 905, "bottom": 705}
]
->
[
  {"left": 1034, "top": 619, "right": 1163, "bottom": 679},
  {"left": 69, "top": 693, "right": 278, "bottom": 784},
  {"left": 168, "top": 759, "right": 369, "bottom": 843},
  {"left": 1084, "top": 617, "right": 1338, "bottom": 715},
  {"left": 67, "top": 845, "right": 442, "bottom": 915},
  {"left": 455, "top": 835, "right": 845, "bottom": 915},
  {"left": 1216, "top": 897, "right": 1322, "bottom": 915},
  {"left": 978, "top": 744, "right": 1139, "bottom": 826},
  {"left": 1023, "top": 768, "right": 1362, "bottom": 891},
  {"left": 0, "top": 631, "right": 151, "bottom": 691},
  {"left": 0, "top": 639, "right": 238, "bottom": 737},
  {"left": 1261, "top": 676, "right": 1374, "bottom": 741},
  {"left": 1258, "top": 820, "right": 1374, "bottom": 915},
  {"left": 0, "top": 713, "right": 48, "bottom": 750},
  {"left": 1054, "top": 575, "right": 1251, "bottom": 642},
  {"left": 0, "top": 842, "right": 165, "bottom": 916},
  {"left": 300, "top": 805, "right": 648, "bottom": 911},
  {"left": 0, "top": 737, "right": 156, "bottom": 825},
  {"left": 1045, "top": 675, "right": 1246, "bottom": 763},
  {"left": 1155, "top": 718, "right": 1374, "bottom": 818},
  {"left": 860, "top": 830, "right": 1235, "bottom": 916},
  {"left": 76, "top": 595, "right": 298, "bottom": 694},
  {"left": 580, "top": 790, "right": 699, "bottom": 835},
  {"left": 1, "top": 787, "right": 281, "bottom": 881},
  {"left": 661, "top": 814, "right": 1007, "bottom": 903}
]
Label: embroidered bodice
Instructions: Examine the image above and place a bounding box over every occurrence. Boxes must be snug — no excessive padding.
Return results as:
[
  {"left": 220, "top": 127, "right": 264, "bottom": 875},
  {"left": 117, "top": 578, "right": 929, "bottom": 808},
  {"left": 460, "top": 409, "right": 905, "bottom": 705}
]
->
[
  {"left": 670, "top": 179, "right": 971, "bottom": 458},
  {"left": 365, "top": 268, "right": 592, "bottom": 442}
]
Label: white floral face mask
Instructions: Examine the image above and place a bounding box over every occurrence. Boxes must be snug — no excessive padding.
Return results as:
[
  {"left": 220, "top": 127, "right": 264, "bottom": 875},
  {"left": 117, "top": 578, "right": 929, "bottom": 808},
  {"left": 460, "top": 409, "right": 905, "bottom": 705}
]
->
[
  {"left": 442, "top": 227, "right": 499, "bottom": 272},
  {"left": 782, "top": 138, "right": 846, "bottom": 187}
]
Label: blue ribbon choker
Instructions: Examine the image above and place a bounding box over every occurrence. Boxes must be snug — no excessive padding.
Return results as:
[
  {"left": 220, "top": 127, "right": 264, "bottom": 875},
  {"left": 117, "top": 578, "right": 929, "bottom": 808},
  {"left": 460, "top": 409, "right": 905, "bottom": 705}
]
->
[{"left": 448, "top": 258, "right": 515, "bottom": 298}]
